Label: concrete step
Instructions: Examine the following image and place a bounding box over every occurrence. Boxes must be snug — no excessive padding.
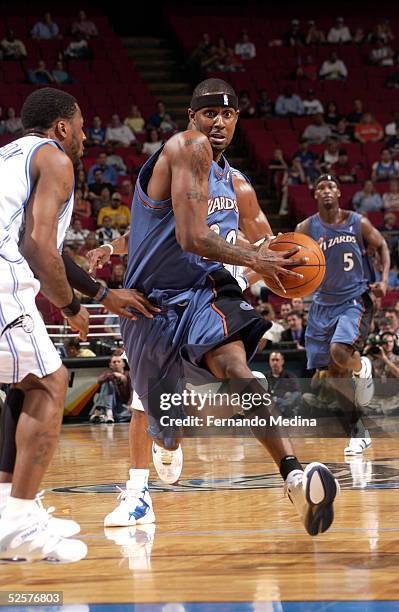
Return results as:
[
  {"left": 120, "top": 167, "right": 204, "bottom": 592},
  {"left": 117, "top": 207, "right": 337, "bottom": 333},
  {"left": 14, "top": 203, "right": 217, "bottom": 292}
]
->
[
  {"left": 140, "top": 70, "right": 176, "bottom": 81},
  {"left": 121, "top": 36, "right": 168, "bottom": 49},
  {"left": 148, "top": 82, "right": 191, "bottom": 94}
]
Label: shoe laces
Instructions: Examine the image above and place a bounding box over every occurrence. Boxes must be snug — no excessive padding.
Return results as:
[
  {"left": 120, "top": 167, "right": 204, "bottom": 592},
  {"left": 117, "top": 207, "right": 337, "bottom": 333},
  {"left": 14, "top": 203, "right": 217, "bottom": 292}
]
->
[
  {"left": 115, "top": 485, "right": 143, "bottom": 503},
  {"left": 34, "top": 490, "right": 57, "bottom": 524},
  {"left": 159, "top": 448, "right": 174, "bottom": 464}
]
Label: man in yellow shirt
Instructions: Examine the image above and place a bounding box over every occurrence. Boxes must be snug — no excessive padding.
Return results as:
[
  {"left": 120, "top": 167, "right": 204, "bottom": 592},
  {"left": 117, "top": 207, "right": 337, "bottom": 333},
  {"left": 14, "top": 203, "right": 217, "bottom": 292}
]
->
[{"left": 97, "top": 192, "right": 131, "bottom": 229}]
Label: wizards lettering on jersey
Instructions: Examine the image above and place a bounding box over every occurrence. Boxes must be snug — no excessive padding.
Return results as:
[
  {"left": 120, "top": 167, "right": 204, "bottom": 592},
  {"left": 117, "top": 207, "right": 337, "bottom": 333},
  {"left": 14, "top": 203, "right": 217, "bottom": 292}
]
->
[
  {"left": 207, "top": 196, "right": 238, "bottom": 215},
  {"left": 320, "top": 235, "right": 357, "bottom": 251}
]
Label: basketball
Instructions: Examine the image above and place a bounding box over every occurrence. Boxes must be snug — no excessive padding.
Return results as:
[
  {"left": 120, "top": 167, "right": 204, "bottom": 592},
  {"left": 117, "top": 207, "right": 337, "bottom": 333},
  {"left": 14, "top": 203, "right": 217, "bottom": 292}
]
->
[{"left": 263, "top": 232, "right": 325, "bottom": 298}]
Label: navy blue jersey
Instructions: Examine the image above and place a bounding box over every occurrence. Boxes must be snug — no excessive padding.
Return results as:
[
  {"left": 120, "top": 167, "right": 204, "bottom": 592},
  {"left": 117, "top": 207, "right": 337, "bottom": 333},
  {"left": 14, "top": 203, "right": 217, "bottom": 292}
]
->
[
  {"left": 124, "top": 145, "right": 239, "bottom": 305},
  {"left": 309, "top": 211, "right": 369, "bottom": 305}
]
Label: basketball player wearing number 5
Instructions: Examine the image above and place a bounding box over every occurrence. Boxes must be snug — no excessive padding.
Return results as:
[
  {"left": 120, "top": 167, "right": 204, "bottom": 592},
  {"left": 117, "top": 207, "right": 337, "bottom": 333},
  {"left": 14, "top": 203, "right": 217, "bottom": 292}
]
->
[{"left": 296, "top": 174, "right": 390, "bottom": 454}]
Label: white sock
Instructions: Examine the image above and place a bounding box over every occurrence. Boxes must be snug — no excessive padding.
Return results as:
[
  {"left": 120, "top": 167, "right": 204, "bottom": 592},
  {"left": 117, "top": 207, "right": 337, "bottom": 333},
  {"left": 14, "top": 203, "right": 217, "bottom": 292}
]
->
[
  {"left": 2, "top": 496, "right": 37, "bottom": 520},
  {"left": 0, "top": 483, "right": 12, "bottom": 508},
  {"left": 353, "top": 357, "right": 365, "bottom": 377},
  {"left": 129, "top": 468, "right": 149, "bottom": 489}
]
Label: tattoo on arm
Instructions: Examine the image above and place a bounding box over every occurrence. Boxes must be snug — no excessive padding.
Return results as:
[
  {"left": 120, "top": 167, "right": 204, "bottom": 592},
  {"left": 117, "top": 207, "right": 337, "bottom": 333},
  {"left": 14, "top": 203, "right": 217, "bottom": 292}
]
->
[
  {"left": 188, "top": 142, "right": 210, "bottom": 204},
  {"left": 199, "top": 230, "right": 258, "bottom": 267}
]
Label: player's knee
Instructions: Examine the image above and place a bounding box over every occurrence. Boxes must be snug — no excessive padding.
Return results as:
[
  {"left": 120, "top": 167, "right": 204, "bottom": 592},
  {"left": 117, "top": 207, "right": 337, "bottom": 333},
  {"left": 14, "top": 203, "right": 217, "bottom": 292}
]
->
[
  {"left": 43, "top": 365, "right": 69, "bottom": 399},
  {"left": 330, "top": 343, "right": 351, "bottom": 369}
]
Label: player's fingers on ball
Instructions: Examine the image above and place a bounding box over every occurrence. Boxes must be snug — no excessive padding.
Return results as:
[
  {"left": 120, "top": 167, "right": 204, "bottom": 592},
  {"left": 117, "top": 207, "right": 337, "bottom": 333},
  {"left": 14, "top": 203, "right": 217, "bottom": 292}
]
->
[
  {"left": 273, "top": 274, "right": 286, "bottom": 293},
  {"left": 280, "top": 268, "right": 304, "bottom": 279},
  {"left": 282, "top": 246, "right": 300, "bottom": 257},
  {"left": 286, "top": 256, "right": 309, "bottom": 266}
]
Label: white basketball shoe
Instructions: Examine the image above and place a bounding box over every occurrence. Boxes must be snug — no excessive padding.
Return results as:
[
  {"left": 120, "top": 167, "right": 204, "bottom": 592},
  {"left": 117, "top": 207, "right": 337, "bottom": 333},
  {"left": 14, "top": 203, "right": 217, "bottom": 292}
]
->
[
  {"left": 285, "top": 462, "right": 340, "bottom": 536},
  {"left": 0, "top": 510, "right": 87, "bottom": 563},
  {"left": 104, "top": 481, "right": 155, "bottom": 527},
  {"left": 344, "top": 432, "right": 372, "bottom": 455},
  {"left": 152, "top": 442, "right": 183, "bottom": 484}
]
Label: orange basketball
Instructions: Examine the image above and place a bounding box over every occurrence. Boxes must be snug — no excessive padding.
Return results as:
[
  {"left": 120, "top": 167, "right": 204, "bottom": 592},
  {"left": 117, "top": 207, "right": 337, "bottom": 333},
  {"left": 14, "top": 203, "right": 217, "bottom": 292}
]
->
[{"left": 263, "top": 232, "right": 325, "bottom": 298}]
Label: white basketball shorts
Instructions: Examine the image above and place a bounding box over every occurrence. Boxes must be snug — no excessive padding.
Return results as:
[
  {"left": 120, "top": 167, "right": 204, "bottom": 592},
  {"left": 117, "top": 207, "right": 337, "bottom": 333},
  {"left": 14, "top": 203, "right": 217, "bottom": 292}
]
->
[{"left": 0, "top": 257, "right": 62, "bottom": 383}]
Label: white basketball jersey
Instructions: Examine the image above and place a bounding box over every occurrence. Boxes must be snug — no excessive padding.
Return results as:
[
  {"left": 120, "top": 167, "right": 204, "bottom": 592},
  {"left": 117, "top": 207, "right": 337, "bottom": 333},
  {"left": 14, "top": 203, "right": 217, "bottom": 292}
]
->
[{"left": 0, "top": 135, "right": 74, "bottom": 263}]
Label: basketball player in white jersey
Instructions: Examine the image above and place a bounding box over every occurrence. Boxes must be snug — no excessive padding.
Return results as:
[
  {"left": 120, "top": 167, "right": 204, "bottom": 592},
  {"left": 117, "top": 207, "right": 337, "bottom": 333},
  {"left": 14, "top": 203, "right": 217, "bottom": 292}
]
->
[{"left": 0, "top": 88, "right": 91, "bottom": 562}]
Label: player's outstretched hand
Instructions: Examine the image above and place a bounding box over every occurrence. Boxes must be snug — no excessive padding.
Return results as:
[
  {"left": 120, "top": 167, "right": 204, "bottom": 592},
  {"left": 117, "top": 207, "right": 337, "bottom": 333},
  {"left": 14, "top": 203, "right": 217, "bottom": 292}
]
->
[
  {"left": 254, "top": 237, "right": 308, "bottom": 293},
  {"left": 66, "top": 305, "right": 90, "bottom": 341},
  {"left": 370, "top": 281, "right": 387, "bottom": 298},
  {"left": 103, "top": 289, "right": 161, "bottom": 320},
  {"left": 87, "top": 245, "right": 113, "bottom": 273}
]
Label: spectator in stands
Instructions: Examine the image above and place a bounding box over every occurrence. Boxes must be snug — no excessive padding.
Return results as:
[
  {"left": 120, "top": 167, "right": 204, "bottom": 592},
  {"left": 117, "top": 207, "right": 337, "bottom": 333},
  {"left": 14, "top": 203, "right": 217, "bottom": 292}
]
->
[
  {"left": 73, "top": 189, "right": 92, "bottom": 218},
  {"left": 31, "top": 12, "right": 60, "bottom": 40},
  {"left": 4, "top": 107, "right": 22, "bottom": 137},
  {"left": 327, "top": 17, "right": 351, "bottom": 43},
  {"left": 76, "top": 168, "right": 89, "bottom": 198},
  {"left": 96, "top": 216, "right": 120, "bottom": 245},
  {"left": 275, "top": 87, "right": 304, "bottom": 116},
  {"left": 383, "top": 179, "right": 399, "bottom": 211},
  {"left": 104, "top": 143, "right": 127, "bottom": 175},
  {"left": 64, "top": 32, "right": 91, "bottom": 60},
  {"left": 106, "top": 114, "right": 135, "bottom": 147},
  {"left": 369, "top": 38, "right": 394, "bottom": 66},
  {"left": 369, "top": 19, "right": 395, "bottom": 44},
  {"left": 0, "top": 107, "right": 6, "bottom": 136},
  {"left": 294, "top": 55, "right": 318, "bottom": 81},
  {"left": 331, "top": 149, "right": 357, "bottom": 183},
  {"left": 124, "top": 104, "right": 145, "bottom": 135},
  {"left": 63, "top": 243, "right": 88, "bottom": 271},
  {"left": 86, "top": 116, "right": 106, "bottom": 147},
  {"left": 354, "top": 113, "right": 383, "bottom": 143},
  {"left": 0, "top": 29, "right": 27, "bottom": 59},
  {"left": 385, "top": 70, "right": 399, "bottom": 89},
  {"left": 257, "top": 305, "right": 285, "bottom": 349},
  {"left": 281, "top": 312, "right": 306, "bottom": 349},
  {"left": 79, "top": 232, "right": 99, "bottom": 258},
  {"left": 234, "top": 30, "right": 256, "bottom": 60},
  {"left": 302, "top": 113, "right": 332, "bottom": 144},
  {"left": 200, "top": 44, "right": 220, "bottom": 73},
  {"left": 238, "top": 90, "right": 255, "bottom": 118},
  {"left": 319, "top": 52, "right": 348, "bottom": 80},
  {"left": 214, "top": 36, "right": 229, "bottom": 68},
  {"left": 97, "top": 192, "right": 131, "bottom": 230},
  {"left": 268, "top": 148, "right": 288, "bottom": 192},
  {"left": 385, "top": 112, "right": 399, "bottom": 136},
  {"left": 88, "top": 152, "right": 118, "bottom": 187},
  {"left": 386, "top": 129, "right": 399, "bottom": 159},
  {"left": 188, "top": 32, "right": 212, "bottom": 68},
  {"left": 120, "top": 179, "right": 134, "bottom": 207},
  {"left": 255, "top": 89, "right": 273, "bottom": 118},
  {"left": 324, "top": 101, "right": 343, "bottom": 128},
  {"left": 280, "top": 302, "right": 292, "bottom": 322},
  {"left": 305, "top": 20, "right": 325, "bottom": 45},
  {"left": 142, "top": 128, "right": 163, "bottom": 156},
  {"left": 353, "top": 180, "right": 383, "bottom": 212},
  {"left": 303, "top": 89, "right": 324, "bottom": 115},
  {"left": 365, "top": 332, "right": 399, "bottom": 382},
  {"left": 353, "top": 26, "right": 366, "bottom": 45},
  {"left": 380, "top": 211, "right": 398, "bottom": 230},
  {"left": 371, "top": 148, "right": 399, "bottom": 182},
  {"left": 320, "top": 138, "right": 340, "bottom": 171},
  {"left": 334, "top": 118, "right": 352, "bottom": 143},
  {"left": 108, "top": 264, "right": 126, "bottom": 290},
  {"left": 293, "top": 138, "right": 320, "bottom": 183},
  {"left": 71, "top": 10, "right": 98, "bottom": 39},
  {"left": 27, "top": 60, "right": 56, "bottom": 85},
  {"left": 64, "top": 338, "right": 96, "bottom": 359},
  {"left": 221, "top": 47, "right": 244, "bottom": 72},
  {"left": 265, "top": 352, "right": 301, "bottom": 415},
  {"left": 148, "top": 100, "right": 177, "bottom": 134},
  {"left": 283, "top": 19, "right": 305, "bottom": 47},
  {"left": 90, "top": 352, "right": 131, "bottom": 424},
  {"left": 291, "top": 297, "right": 306, "bottom": 316},
  {"left": 52, "top": 60, "right": 73, "bottom": 84},
  {"left": 88, "top": 172, "right": 114, "bottom": 207},
  {"left": 347, "top": 98, "right": 364, "bottom": 126},
  {"left": 65, "top": 218, "right": 89, "bottom": 246}
]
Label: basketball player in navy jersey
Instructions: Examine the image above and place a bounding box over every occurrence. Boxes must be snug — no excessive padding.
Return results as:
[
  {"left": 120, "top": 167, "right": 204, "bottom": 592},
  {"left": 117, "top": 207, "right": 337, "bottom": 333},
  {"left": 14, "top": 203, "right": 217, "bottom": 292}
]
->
[
  {"left": 89, "top": 79, "right": 339, "bottom": 536},
  {"left": 296, "top": 174, "right": 390, "bottom": 454}
]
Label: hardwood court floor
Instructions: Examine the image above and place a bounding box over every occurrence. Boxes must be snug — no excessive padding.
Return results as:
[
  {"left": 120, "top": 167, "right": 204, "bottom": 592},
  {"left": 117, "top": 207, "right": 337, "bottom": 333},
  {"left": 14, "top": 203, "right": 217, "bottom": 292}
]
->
[{"left": 1, "top": 424, "right": 399, "bottom": 607}]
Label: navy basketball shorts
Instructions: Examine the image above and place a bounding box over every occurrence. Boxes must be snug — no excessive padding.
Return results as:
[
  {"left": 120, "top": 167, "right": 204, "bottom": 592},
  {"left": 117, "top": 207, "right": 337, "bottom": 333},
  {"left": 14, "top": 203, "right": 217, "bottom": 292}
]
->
[
  {"left": 120, "top": 269, "right": 270, "bottom": 442},
  {"left": 305, "top": 291, "right": 374, "bottom": 370}
]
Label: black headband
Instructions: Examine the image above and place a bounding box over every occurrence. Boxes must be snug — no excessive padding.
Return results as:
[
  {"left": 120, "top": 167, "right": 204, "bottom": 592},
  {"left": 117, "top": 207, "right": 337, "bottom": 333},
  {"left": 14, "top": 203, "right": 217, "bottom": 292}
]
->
[
  {"left": 314, "top": 174, "right": 340, "bottom": 188},
  {"left": 190, "top": 92, "right": 238, "bottom": 112}
]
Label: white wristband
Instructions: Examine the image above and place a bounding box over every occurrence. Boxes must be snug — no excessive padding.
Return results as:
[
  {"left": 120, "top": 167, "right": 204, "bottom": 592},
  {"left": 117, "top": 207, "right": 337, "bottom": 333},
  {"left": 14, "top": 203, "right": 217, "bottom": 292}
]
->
[{"left": 103, "top": 243, "right": 114, "bottom": 255}]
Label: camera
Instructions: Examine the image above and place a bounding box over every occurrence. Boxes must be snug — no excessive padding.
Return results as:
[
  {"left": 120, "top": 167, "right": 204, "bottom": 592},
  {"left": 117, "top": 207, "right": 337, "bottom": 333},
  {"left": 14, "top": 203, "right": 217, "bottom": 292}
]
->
[{"left": 365, "top": 334, "right": 383, "bottom": 356}]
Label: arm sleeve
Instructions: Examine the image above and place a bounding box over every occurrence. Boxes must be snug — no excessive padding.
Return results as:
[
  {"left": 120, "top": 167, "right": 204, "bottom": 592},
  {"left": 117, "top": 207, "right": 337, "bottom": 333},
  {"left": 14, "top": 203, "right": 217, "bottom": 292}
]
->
[{"left": 62, "top": 251, "right": 101, "bottom": 298}]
